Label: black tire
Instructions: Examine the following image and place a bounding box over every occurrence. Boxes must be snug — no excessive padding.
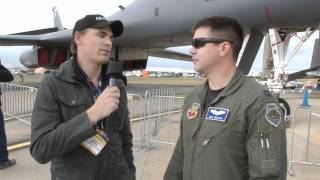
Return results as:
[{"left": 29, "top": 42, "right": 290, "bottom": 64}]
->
[{"left": 278, "top": 98, "right": 290, "bottom": 115}]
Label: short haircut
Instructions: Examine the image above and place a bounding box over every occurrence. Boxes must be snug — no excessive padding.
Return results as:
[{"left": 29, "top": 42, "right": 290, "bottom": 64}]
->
[
  {"left": 70, "top": 39, "right": 77, "bottom": 56},
  {"left": 192, "top": 16, "right": 244, "bottom": 60},
  {"left": 70, "top": 29, "right": 88, "bottom": 57}
]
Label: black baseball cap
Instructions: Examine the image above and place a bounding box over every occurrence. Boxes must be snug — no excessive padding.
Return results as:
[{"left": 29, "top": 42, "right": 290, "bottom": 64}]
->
[{"left": 72, "top": 14, "right": 124, "bottom": 37}]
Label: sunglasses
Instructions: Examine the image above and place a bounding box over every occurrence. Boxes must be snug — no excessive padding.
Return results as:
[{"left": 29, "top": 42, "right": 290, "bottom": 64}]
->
[{"left": 192, "top": 38, "right": 233, "bottom": 49}]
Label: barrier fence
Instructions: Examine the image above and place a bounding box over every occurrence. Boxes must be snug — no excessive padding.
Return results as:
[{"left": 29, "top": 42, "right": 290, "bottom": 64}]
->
[
  {"left": 4, "top": 82, "right": 320, "bottom": 177},
  {"left": 2, "top": 83, "right": 183, "bottom": 151},
  {"left": 140, "top": 89, "right": 180, "bottom": 151},
  {"left": 0, "top": 83, "right": 37, "bottom": 124},
  {"left": 127, "top": 89, "right": 184, "bottom": 151},
  {"left": 288, "top": 106, "right": 320, "bottom": 176},
  {"left": 127, "top": 93, "right": 145, "bottom": 147}
]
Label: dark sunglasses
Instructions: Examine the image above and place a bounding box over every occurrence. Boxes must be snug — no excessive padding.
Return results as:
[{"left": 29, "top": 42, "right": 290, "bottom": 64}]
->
[{"left": 192, "top": 38, "right": 233, "bottom": 49}]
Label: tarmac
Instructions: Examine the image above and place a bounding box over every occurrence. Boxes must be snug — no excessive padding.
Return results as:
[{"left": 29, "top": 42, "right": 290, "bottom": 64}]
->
[{"left": 1, "top": 83, "right": 320, "bottom": 180}]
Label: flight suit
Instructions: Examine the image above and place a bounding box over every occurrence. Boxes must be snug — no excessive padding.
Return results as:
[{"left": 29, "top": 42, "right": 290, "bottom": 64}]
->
[{"left": 164, "top": 69, "right": 287, "bottom": 180}]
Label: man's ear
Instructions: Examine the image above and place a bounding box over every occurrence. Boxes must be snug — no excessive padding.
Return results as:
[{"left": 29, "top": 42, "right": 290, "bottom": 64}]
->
[
  {"left": 219, "top": 42, "right": 232, "bottom": 57},
  {"left": 74, "top": 32, "right": 81, "bottom": 46}
]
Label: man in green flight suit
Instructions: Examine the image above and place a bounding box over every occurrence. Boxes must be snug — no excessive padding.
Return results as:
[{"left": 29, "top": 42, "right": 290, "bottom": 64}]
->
[{"left": 164, "top": 17, "right": 287, "bottom": 180}]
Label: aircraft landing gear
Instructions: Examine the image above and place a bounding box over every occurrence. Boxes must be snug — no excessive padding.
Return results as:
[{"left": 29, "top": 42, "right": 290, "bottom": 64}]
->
[{"left": 278, "top": 97, "right": 291, "bottom": 127}]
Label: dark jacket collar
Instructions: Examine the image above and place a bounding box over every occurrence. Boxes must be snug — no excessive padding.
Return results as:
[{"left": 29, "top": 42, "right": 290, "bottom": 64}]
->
[{"left": 55, "top": 58, "right": 107, "bottom": 84}]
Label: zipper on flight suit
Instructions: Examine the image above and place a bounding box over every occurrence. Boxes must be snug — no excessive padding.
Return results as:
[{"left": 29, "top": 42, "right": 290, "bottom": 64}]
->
[
  {"left": 189, "top": 99, "right": 206, "bottom": 179},
  {"left": 201, "top": 119, "right": 241, "bottom": 147},
  {"left": 191, "top": 110, "right": 203, "bottom": 139},
  {"left": 189, "top": 87, "right": 227, "bottom": 179},
  {"left": 191, "top": 91, "right": 224, "bottom": 139}
]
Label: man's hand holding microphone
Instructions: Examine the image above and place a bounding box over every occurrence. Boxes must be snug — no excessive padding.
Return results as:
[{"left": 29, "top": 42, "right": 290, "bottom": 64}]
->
[{"left": 86, "top": 61, "right": 123, "bottom": 126}]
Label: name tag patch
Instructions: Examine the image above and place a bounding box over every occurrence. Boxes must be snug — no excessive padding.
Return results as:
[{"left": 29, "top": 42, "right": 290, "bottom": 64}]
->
[{"left": 206, "top": 107, "right": 229, "bottom": 122}]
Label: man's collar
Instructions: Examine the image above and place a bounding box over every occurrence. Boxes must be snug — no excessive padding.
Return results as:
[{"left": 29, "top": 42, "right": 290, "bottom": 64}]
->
[
  {"left": 217, "top": 69, "right": 244, "bottom": 97},
  {"left": 73, "top": 59, "right": 108, "bottom": 84},
  {"left": 195, "top": 68, "right": 245, "bottom": 97},
  {"left": 73, "top": 58, "right": 87, "bottom": 83},
  {"left": 55, "top": 58, "right": 107, "bottom": 84}
]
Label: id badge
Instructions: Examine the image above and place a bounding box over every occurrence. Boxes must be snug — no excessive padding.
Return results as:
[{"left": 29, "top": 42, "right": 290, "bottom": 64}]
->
[{"left": 81, "top": 129, "right": 109, "bottom": 156}]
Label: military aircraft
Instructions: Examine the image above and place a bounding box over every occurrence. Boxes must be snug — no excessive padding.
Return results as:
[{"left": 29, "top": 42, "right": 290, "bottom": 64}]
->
[
  {"left": 1, "top": 0, "right": 320, "bottom": 118},
  {"left": 0, "top": 0, "right": 320, "bottom": 81}
]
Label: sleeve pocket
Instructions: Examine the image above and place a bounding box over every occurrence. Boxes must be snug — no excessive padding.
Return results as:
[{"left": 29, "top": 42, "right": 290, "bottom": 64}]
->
[{"left": 247, "top": 136, "right": 281, "bottom": 178}]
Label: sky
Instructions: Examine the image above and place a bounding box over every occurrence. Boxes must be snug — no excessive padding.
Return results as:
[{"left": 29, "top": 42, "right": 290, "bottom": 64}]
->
[{"left": 0, "top": 0, "right": 318, "bottom": 73}]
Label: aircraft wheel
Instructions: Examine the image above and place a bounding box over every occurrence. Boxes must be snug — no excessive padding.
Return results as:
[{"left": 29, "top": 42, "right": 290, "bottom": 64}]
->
[{"left": 278, "top": 98, "right": 290, "bottom": 116}]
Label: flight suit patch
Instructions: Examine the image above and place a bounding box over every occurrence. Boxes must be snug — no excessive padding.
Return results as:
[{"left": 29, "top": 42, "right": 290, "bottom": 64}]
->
[
  {"left": 187, "top": 103, "right": 200, "bottom": 120},
  {"left": 265, "top": 103, "right": 281, "bottom": 127},
  {"left": 206, "top": 107, "right": 229, "bottom": 122}
]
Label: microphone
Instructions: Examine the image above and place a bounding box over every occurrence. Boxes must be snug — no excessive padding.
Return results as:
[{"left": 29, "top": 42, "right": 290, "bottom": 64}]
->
[{"left": 106, "top": 61, "right": 124, "bottom": 87}]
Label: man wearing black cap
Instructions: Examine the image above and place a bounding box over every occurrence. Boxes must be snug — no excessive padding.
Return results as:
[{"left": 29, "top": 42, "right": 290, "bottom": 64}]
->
[{"left": 30, "top": 14, "right": 135, "bottom": 180}]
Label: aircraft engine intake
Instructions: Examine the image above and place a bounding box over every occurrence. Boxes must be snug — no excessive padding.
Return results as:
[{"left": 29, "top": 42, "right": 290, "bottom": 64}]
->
[{"left": 19, "top": 47, "right": 68, "bottom": 69}]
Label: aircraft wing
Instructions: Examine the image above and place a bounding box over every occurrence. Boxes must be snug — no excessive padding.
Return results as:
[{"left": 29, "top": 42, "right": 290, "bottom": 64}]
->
[
  {"left": 0, "top": 30, "right": 72, "bottom": 47},
  {"left": 306, "top": 71, "right": 320, "bottom": 77},
  {"left": 0, "top": 34, "right": 42, "bottom": 46},
  {"left": 287, "top": 65, "right": 320, "bottom": 81},
  {"left": 10, "top": 27, "right": 60, "bottom": 35},
  {"left": 0, "top": 23, "right": 190, "bottom": 69},
  {"left": 149, "top": 48, "right": 191, "bottom": 61}
]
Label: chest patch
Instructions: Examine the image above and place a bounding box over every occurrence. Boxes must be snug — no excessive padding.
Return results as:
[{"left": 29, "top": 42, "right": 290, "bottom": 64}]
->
[
  {"left": 206, "top": 107, "right": 229, "bottom": 122},
  {"left": 186, "top": 103, "right": 201, "bottom": 120},
  {"left": 265, "top": 103, "right": 281, "bottom": 127}
]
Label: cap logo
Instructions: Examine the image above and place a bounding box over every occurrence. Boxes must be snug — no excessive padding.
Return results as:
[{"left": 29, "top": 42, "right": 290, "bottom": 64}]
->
[{"left": 96, "top": 16, "right": 107, "bottom": 21}]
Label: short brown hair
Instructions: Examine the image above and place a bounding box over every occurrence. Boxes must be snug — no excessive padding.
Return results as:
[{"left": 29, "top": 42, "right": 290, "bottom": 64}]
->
[
  {"left": 192, "top": 17, "right": 244, "bottom": 60},
  {"left": 70, "top": 29, "right": 88, "bottom": 57}
]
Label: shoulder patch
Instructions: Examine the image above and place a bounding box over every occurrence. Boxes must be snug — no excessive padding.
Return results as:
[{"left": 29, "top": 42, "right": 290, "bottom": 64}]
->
[
  {"left": 187, "top": 103, "right": 200, "bottom": 120},
  {"left": 265, "top": 103, "right": 281, "bottom": 127}
]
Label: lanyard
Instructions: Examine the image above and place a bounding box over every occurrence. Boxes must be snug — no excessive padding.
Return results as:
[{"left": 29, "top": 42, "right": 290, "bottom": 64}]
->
[
  {"left": 87, "top": 76, "right": 102, "bottom": 100},
  {"left": 86, "top": 76, "right": 105, "bottom": 129}
]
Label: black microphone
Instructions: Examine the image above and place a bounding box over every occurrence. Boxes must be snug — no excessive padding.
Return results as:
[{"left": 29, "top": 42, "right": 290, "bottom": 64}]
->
[{"left": 106, "top": 61, "right": 124, "bottom": 87}]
